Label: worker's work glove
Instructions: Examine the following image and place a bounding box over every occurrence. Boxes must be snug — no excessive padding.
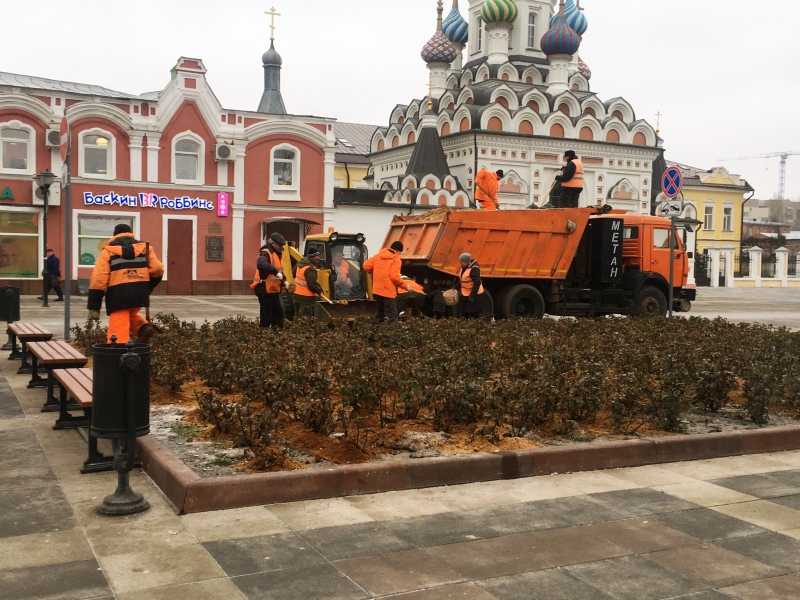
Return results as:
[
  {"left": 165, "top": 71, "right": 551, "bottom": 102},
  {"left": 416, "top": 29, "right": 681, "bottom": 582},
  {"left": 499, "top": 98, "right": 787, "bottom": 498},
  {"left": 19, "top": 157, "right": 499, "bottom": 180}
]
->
[
  {"left": 406, "top": 284, "right": 413, "bottom": 292},
  {"left": 89, "top": 310, "right": 101, "bottom": 321},
  {"left": 276, "top": 273, "right": 284, "bottom": 281}
]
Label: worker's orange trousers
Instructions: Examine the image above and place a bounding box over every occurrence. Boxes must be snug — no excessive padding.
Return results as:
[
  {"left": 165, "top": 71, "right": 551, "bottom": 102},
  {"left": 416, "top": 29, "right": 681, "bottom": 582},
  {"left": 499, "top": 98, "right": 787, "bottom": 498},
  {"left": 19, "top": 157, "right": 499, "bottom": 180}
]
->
[
  {"left": 478, "top": 199, "right": 498, "bottom": 210},
  {"left": 107, "top": 308, "right": 147, "bottom": 344}
]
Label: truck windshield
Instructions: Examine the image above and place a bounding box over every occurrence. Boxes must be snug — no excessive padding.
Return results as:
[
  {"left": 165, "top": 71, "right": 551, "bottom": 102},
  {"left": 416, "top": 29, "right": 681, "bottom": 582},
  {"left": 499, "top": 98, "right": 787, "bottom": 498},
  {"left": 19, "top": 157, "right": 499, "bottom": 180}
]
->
[
  {"left": 330, "top": 243, "right": 364, "bottom": 300},
  {"left": 653, "top": 229, "right": 682, "bottom": 249}
]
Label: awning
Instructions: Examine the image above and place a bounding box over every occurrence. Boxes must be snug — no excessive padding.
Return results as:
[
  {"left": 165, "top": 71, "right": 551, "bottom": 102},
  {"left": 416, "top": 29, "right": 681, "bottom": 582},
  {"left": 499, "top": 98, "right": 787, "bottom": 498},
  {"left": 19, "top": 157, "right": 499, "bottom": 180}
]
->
[{"left": 261, "top": 217, "right": 321, "bottom": 238}]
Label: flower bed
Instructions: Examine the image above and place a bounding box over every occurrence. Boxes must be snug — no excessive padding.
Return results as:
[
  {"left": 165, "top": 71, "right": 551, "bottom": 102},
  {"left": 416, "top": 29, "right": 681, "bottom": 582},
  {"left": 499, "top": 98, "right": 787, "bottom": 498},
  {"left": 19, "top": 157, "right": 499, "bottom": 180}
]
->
[{"left": 73, "top": 315, "right": 800, "bottom": 473}]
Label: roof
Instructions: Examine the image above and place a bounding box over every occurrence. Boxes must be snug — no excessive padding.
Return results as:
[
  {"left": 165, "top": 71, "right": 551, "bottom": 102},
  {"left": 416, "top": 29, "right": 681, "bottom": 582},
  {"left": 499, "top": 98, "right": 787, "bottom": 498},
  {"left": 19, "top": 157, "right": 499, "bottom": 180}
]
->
[
  {"left": 744, "top": 219, "right": 789, "bottom": 226},
  {"left": 0, "top": 71, "right": 138, "bottom": 99},
  {"left": 333, "top": 122, "right": 378, "bottom": 156},
  {"left": 405, "top": 126, "right": 451, "bottom": 178},
  {"left": 666, "top": 160, "right": 754, "bottom": 192},
  {"left": 763, "top": 232, "right": 800, "bottom": 240}
]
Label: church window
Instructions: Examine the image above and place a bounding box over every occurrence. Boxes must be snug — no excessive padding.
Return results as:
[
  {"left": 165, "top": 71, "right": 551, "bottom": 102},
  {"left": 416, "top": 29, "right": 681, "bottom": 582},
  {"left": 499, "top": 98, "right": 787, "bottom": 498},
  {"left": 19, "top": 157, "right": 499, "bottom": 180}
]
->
[
  {"left": 528, "top": 13, "right": 536, "bottom": 48},
  {"left": 527, "top": 100, "right": 539, "bottom": 112},
  {"left": 377, "top": 140, "right": 385, "bottom": 152},
  {"left": 391, "top": 136, "right": 399, "bottom": 148},
  {"left": 501, "top": 73, "right": 509, "bottom": 81},
  {"left": 558, "top": 103, "right": 570, "bottom": 116},
  {"left": 612, "top": 110, "right": 624, "bottom": 120},
  {"left": 633, "top": 132, "right": 647, "bottom": 146},
  {"left": 408, "top": 132, "right": 416, "bottom": 144},
  {"left": 550, "top": 123, "right": 565, "bottom": 138},
  {"left": 704, "top": 206, "right": 715, "bottom": 231},
  {"left": 1, "top": 128, "right": 30, "bottom": 171},
  {"left": 583, "top": 107, "right": 596, "bottom": 117},
  {"left": 459, "top": 117, "right": 470, "bottom": 132},
  {"left": 519, "top": 120, "right": 534, "bottom": 135},
  {"left": 273, "top": 149, "right": 296, "bottom": 187},
  {"left": 175, "top": 139, "right": 200, "bottom": 182},
  {"left": 579, "top": 127, "right": 593, "bottom": 141},
  {"left": 496, "top": 96, "right": 509, "bottom": 108},
  {"left": 606, "top": 129, "right": 620, "bottom": 143},
  {"left": 441, "top": 123, "right": 451, "bottom": 136},
  {"left": 477, "top": 18, "right": 483, "bottom": 51}
]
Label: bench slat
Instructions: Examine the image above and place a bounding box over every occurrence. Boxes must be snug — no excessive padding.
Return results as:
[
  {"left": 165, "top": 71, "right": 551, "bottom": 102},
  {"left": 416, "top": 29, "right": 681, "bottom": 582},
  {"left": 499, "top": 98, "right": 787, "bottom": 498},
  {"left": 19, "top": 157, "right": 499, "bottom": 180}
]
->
[
  {"left": 28, "top": 341, "right": 87, "bottom": 365},
  {"left": 9, "top": 323, "right": 53, "bottom": 338},
  {"left": 72, "top": 370, "right": 93, "bottom": 393},
  {"left": 52, "top": 368, "right": 93, "bottom": 408}
]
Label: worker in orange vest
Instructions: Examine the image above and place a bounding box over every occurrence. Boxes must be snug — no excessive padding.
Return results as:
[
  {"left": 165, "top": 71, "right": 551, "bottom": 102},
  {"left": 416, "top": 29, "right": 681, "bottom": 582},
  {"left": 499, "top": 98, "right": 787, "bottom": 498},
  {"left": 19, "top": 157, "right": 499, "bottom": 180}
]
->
[
  {"left": 292, "top": 249, "right": 323, "bottom": 318},
  {"left": 555, "top": 150, "right": 584, "bottom": 208},
  {"left": 475, "top": 168, "right": 504, "bottom": 210},
  {"left": 457, "top": 252, "right": 485, "bottom": 319},
  {"left": 364, "top": 241, "right": 410, "bottom": 323},
  {"left": 251, "top": 232, "right": 286, "bottom": 328},
  {"left": 396, "top": 276, "right": 425, "bottom": 317},
  {"left": 88, "top": 224, "right": 164, "bottom": 343}
]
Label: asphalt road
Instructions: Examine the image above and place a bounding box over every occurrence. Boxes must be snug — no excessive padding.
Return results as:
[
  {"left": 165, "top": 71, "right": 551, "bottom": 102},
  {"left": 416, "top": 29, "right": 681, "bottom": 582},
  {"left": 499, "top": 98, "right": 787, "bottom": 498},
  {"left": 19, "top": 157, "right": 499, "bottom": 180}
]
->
[{"left": 13, "top": 287, "right": 800, "bottom": 339}]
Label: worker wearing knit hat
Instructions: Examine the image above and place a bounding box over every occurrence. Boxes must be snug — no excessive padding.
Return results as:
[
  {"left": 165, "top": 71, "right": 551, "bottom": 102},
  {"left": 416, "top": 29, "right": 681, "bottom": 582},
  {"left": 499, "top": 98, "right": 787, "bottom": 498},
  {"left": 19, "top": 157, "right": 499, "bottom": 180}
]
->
[
  {"left": 292, "top": 248, "right": 324, "bottom": 319},
  {"left": 458, "top": 252, "right": 485, "bottom": 319},
  {"left": 251, "top": 233, "right": 287, "bottom": 328},
  {"left": 364, "top": 241, "right": 409, "bottom": 323},
  {"left": 555, "top": 150, "right": 584, "bottom": 208}
]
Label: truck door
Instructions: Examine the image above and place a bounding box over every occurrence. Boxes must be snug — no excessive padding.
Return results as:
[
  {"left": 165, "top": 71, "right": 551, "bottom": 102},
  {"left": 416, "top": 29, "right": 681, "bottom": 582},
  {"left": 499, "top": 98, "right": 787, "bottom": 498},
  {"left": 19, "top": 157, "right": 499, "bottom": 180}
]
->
[{"left": 650, "top": 227, "right": 686, "bottom": 287}]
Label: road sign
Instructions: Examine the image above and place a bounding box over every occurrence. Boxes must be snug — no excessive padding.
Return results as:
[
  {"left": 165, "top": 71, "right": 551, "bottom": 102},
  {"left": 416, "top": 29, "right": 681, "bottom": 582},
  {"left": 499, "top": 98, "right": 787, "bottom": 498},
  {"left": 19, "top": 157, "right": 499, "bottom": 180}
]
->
[
  {"left": 658, "top": 200, "right": 683, "bottom": 218},
  {"left": 59, "top": 117, "right": 69, "bottom": 162},
  {"left": 662, "top": 166, "right": 683, "bottom": 199}
]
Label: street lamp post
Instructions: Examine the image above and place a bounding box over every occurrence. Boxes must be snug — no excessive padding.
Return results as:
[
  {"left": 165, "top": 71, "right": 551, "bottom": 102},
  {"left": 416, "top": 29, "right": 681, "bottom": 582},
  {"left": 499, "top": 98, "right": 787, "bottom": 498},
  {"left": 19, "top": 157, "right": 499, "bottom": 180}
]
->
[{"left": 34, "top": 170, "right": 56, "bottom": 308}]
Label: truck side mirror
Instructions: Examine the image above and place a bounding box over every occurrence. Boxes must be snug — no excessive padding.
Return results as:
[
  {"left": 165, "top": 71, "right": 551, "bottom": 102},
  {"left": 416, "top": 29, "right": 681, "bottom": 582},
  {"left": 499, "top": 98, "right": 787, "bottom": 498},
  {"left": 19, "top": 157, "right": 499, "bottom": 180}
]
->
[{"left": 687, "top": 252, "right": 694, "bottom": 259}]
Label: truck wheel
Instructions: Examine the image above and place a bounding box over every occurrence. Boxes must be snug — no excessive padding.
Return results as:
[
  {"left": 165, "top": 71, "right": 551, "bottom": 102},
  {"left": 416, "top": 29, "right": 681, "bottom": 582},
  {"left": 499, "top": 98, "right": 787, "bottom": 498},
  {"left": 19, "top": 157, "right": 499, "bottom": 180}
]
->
[
  {"left": 501, "top": 285, "right": 545, "bottom": 319},
  {"left": 633, "top": 286, "right": 667, "bottom": 317}
]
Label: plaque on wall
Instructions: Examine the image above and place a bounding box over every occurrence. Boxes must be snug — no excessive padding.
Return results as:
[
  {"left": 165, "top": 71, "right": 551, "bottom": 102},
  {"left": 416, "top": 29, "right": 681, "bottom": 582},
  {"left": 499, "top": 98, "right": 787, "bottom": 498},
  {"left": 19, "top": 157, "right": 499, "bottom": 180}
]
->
[
  {"left": 205, "top": 236, "right": 224, "bottom": 262},
  {"left": 208, "top": 222, "right": 222, "bottom": 234}
]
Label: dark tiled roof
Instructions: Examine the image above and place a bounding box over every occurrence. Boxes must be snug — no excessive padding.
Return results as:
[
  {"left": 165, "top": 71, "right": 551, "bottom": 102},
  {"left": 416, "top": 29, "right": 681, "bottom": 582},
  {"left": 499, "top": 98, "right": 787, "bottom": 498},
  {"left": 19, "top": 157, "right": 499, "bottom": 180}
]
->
[{"left": 405, "top": 127, "right": 450, "bottom": 178}]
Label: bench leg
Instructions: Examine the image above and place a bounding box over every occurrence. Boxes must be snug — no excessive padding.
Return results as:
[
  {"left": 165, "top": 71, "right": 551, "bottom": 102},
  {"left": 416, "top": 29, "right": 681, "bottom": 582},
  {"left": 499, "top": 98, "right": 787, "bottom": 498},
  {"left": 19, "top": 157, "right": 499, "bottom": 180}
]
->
[
  {"left": 53, "top": 386, "right": 89, "bottom": 429},
  {"left": 81, "top": 434, "right": 115, "bottom": 474},
  {"left": 5, "top": 331, "right": 20, "bottom": 358},
  {"left": 18, "top": 342, "right": 31, "bottom": 373},
  {"left": 27, "top": 355, "right": 46, "bottom": 389},
  {"left": 41, "top": 370, "right": 60, "bottom": 411}
]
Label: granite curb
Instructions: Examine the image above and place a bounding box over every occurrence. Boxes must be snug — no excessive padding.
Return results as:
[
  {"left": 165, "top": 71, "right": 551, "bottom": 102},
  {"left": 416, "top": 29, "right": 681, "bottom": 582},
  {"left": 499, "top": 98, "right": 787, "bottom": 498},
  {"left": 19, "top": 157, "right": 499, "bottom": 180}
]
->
[{"left": 136, "top": 426, "right": 800, "bottom": 514}]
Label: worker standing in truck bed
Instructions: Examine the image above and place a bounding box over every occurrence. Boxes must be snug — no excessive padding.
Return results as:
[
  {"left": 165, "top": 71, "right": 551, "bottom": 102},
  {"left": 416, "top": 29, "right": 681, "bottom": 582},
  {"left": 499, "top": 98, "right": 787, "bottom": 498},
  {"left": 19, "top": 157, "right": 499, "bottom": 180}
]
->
[
  {"left": 475, "top": 169, "right": 504, "bottom": 210},
  {"left": 555, "top": 150, "right": 584, "bottom": 208}
]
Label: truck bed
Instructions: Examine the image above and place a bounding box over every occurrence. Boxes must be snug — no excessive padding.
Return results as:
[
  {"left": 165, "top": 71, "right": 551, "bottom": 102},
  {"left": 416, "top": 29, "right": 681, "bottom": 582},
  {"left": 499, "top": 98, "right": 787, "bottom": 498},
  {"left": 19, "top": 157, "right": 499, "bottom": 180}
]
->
[{"left": 384, "top": 208, "right": 594, "bottom": 280}]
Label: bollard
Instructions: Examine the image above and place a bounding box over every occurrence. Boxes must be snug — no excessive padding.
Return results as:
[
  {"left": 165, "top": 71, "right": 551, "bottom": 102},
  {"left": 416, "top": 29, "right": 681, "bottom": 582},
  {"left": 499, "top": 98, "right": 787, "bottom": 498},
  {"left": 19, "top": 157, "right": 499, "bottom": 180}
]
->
[
  {"left": 1, "top": 285, "right": 20, "bottom": 353},
  {"left": 92, "top": 336, "right": 151, "bottom": 516}
]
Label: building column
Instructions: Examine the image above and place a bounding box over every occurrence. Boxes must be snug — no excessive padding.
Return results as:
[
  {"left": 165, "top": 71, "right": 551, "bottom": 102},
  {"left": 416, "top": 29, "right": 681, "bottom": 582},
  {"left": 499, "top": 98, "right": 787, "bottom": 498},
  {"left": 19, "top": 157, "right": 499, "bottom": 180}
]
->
[
  {"left": 146, "top": 133, "right": 162, "bottom": 183},
  {"left": 449, "top": 42, "right": 465, "bottom": 76},
  {"left": 708, "top": 246, "right": 720, "bottom": 288},
  {"left": 427, "top": 63, "right": 450, "bottom": 99},
  {"left": 750, "top": 246, "right": 763, "bottom": 288},
  {"left": 231, "top": 147, "right": 247, "bottom": 281},
  {"left": 129, "top": 132, "right": 145, "bottom": 182},
  {"left": 776, "top": 246, "right": 790, "bottom": 287},
  {"left": 486, "top": 21, "right": 512, "bottom": 65},
  {"left": 546, "top": 54, "right": 572, "bottom": 96},
  {"left": 323, "top": 148, "right": 336, "bottom": 210},
  {"left": 721, "top": 246, "right": 735, "bottom": 288}
]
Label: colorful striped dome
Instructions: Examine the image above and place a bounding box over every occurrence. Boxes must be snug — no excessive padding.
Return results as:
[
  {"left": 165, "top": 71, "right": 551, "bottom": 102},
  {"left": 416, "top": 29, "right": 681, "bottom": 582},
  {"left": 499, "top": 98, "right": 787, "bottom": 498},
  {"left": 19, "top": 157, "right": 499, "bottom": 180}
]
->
[
  {"left": 550, "top": 0, "right": 588, "bottom": 36},
  {"left": 578, "top": 56, "right": 591, "bottom": 80},
  {"left": 541, "top": 14, "right": 581, "bottom": 57},
  {"left": 422, "top": 31, "right": 458, "bottom": 64},
  {"left": 442, "top": 4, "right": 469, "bottom": 44},
  {"left": 480, "top": 0, "right": 518, "bottom": 24}
]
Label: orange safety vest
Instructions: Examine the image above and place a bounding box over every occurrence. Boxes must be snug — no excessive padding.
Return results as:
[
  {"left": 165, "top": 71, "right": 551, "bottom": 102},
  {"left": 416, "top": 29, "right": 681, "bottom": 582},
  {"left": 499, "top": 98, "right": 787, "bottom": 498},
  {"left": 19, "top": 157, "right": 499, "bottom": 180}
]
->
[
  {"left": 561, "top": 159, "right": 585, "bottom": 189},
  {"left": 460, "top": 262, "right": 484, "bottom": 297},
  {"left": 249, "top": 249, "right": 284, "bottom": 293},
  {"left": 294, "top": 264, "right": 317, "bottom": 297}
]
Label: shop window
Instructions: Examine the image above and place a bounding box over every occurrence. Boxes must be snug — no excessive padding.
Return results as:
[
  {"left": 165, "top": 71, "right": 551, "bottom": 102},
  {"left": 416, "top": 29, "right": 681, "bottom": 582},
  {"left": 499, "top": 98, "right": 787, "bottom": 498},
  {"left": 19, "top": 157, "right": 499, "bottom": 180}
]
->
[
  {"left": 1, "top": 128, "right": 30, "bottom": 171},
  {"left": 0, "top": 211, "right": 40, "bottom": 278},
  {"left": 704, "top": 206, "right": 714, "bottom": 231},
  {"left": 270, "top": 145, "right": 300, "bottom": 201},
  {"left": 77, "top": 214, "right": 135, "bottom": 266}
]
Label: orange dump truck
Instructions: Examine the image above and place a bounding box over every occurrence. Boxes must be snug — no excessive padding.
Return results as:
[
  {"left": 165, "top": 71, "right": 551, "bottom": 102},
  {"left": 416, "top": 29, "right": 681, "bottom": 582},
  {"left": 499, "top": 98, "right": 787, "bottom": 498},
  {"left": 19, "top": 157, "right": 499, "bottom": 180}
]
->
[{"left": 383, "top": 207, "right": 696, "bottom": 318}]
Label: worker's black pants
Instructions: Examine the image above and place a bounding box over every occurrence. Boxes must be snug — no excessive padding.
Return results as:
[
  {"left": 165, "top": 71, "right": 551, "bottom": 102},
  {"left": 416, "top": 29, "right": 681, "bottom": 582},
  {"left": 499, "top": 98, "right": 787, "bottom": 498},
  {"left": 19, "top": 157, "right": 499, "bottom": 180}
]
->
[
  {"left": 558, "top": 187, "right": 582, "bottom": 208},
  {"left": 258, "top": 294, "right": 284, "bottom": 328},
  {"left": 373, "top": 295, "right": 399, "bottom": 324}
]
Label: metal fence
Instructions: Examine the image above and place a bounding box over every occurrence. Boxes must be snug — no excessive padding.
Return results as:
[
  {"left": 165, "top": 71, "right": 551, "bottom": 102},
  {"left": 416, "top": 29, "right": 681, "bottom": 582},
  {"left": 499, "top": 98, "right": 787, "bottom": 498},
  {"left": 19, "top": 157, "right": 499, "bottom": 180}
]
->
[
  {"left": 790, "top": 253, "right": 798, "bottom": 277},
  {"left": 734, "top": 253, "right": 750, "bottom": 278},
  {"left": 695, "top": 254, "right": 711, "bottom": 286}
]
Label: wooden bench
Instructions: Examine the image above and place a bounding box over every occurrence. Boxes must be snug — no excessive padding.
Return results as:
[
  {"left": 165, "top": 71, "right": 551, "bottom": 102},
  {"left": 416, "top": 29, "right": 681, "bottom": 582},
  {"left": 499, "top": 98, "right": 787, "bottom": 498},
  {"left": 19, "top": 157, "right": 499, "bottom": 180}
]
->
[
  {"left": 7, "top": 323, "right": 52, "bottom": 374},
  {"left": 26, "top": 341, "right": 88, "bottom": 412},
  {"left": 52, "top": 368, "right": 114, "bottom": 474}
]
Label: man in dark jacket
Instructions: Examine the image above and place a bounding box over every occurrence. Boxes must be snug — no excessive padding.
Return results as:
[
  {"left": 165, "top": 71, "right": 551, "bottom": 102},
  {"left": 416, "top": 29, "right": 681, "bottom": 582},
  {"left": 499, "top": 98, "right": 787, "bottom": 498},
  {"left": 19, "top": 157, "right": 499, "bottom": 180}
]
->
[
  {"left": 251, "top": 232, "right": 286, "bottom": 328},
  {"left": 37, "top": 249, "right": 63, "bottom": 302},
  {"left": 554, "top": 150, "right": 584, "bottom": 208},
  {"left": 457, "top": 252, "right": 485, "bottom": 318},
  {"left": 292, "top": 249, "right": 324, "bottom": 318}
]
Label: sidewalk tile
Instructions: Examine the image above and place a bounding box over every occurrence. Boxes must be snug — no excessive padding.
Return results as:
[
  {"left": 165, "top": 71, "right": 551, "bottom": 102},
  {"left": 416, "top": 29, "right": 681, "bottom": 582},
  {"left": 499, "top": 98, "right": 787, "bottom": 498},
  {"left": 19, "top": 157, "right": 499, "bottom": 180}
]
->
[
  {"left": 460, "top": 502, "right": 571, "bottom": 535},
  {"left": 0, "top": 558, "right": 110, "bottom": 600},
  {"left": 334, "top": 548, "right": 466, "bottom": 597},
  {"left": 522, "top": 526, "right": 631, "bottom": 567},
  {"left": 589, "top": 488, "right": 700, "bottom": 517},
  {"left": 490, "top": 477, "right": 583, "bottom": 503},
  {"left": 583, "top": 518, "right": 703, "bottom": 553},
  {"left": 389, "top": 582, "right": 496, "bottom": 599},
  {"left": 716, "top": 532, "right": 800, "bottom": 572},
  {"left": 0, "top": 528, "right": 93, "bottom": 570},
  {"left": 385, "top": 512, "right": 498, "bottom": 548},
  {"left": 709, "top": 474, "right": 800, "bottom": 499},
  {"left": 422, "top": 482, "right": 520, "bottom": 512},
  {"left": 654, "top": 481, "right": 759, "bottom": 507},
  {"left": 567, "top": 555, "right": 708, "bottom": 600},
  {"left": 658, "top": 460, "right": 748, "bottom": 481},
  {"left": 181, "top": 506, "right": 290, "bottom": 542},
  {"left": 703, "top": 455, "right": 794, "bottom": 474},
  {"left": 713, "top": 500, "right": 800, "bottom": 532},
  {"left": 477, "top": 568, "right": 614, "bottom": 600},
  {"left": 116, "top": 578, "right": 247, "bottom": 600},
  {"left": 551, "top": 471, "right": 640, "bottom": 495},
  {"left": 299, "top": 521, "right": 415, "bottom": 561},
  {"left": 203, "top": 531, "right": 325, "bottom": 577},
  {"left": 268, "top": 498, "right": 374, "bottom": 531},
  {"left": 425, "top": 534, "right": 553, "bottom": 580},
  {"left": 644, "top": 544, "right": 782, "bottom": 588},
  {"left": 232, "top": 563, "right": 369, "bottom": 600},
  {"left": 0, "top": 484, "right": 77, "bottom": 539},
  {"left": 529, "top": 495, "right": 628, "bottom": 526},
  {"left": 719, "top": 575, "right": 800, "bottom": 600},
  {"left": 652, "top": 508, "right": 766, "bottom": 541},
  {"left": 347, "top": 489, "right": 452, "bottom": 521},
  {"left": 607, "top": 465, "right": 698, "bottom": 487}
]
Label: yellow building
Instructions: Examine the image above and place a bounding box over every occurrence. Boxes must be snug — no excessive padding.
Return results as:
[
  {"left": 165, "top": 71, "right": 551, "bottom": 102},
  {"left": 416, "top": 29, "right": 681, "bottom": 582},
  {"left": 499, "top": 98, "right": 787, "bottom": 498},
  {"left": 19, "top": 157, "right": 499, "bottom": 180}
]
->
[
  {"left": 333, "top": 123, "right": 377, "bottom": 189},
  {"left": 669, "top": 163, "right": 754, "bottom": 255}
]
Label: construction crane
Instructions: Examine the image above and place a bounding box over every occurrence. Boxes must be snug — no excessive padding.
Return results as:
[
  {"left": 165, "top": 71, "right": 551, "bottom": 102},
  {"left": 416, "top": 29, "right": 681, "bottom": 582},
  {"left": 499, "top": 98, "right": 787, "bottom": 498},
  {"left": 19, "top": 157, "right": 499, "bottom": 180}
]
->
[{"left": 718, "top": 151, "right": 800, "bottom": 200}]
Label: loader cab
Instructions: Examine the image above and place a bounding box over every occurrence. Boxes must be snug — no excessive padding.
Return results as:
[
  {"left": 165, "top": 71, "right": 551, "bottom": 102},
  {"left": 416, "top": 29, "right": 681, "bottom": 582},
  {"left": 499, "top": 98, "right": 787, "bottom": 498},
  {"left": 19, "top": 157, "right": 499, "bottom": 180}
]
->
[{"left": 303, "top": 232, "right": 369, "bottom": 301}]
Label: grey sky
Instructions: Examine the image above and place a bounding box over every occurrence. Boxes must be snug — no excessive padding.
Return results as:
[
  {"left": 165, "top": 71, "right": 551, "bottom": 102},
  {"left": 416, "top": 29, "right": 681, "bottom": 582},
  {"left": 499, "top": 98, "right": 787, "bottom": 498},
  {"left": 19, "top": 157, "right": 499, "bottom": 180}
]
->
[{"left": 5, "top": 0, "right": 799, "bottom": 200}]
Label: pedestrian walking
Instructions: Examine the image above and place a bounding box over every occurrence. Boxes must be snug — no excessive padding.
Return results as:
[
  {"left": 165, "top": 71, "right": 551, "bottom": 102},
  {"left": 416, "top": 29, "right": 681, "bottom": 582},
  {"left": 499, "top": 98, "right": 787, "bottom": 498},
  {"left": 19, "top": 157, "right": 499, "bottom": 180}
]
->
[
  {"left": 251, "top": 232, "right": 287, "bottom": 328},
  {"left": 293, "top": 248, "right": 324, "bottom": 318},
  {"left": 87, "top": 224, "right": 164, "bottom": 344},
  {"left": 475, "top": 168, "right": 504, "bottom": 211},
  {"left": 555, "top": 150, "right": 584, "bottom": 208},
  {"left": 37, "top": 248, "right": 63, "bottom": 302},
  {"left": 457, "top": 253, "right": 485, "bottom": 319},
  {"left": 364, "top": 241, "right": 410, "bottom": 324}
]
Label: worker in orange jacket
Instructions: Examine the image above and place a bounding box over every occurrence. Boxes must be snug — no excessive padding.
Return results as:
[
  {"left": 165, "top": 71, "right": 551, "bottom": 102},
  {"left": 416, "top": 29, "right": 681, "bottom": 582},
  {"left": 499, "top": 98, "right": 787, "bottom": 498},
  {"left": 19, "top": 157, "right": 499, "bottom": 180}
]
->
[
  {"left": 396, "top": 276, "right": 425, "bottom": 317},
  {"left": 363, "top": 241, "right": 410, "bottom": 323},
  {"left": 88, "top": 224, "right": 164, "bottom": 344},
  {"left": 475, "top": 168, "right": 504, "bottom": 210}
]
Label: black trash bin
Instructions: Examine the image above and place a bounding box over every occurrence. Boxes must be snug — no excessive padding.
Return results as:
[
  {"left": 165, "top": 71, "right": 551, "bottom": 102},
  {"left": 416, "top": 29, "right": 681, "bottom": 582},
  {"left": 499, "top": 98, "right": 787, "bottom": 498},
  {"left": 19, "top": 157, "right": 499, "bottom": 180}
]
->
[{"left": 91, "top": 342, "right": 150, "bottom": 440}]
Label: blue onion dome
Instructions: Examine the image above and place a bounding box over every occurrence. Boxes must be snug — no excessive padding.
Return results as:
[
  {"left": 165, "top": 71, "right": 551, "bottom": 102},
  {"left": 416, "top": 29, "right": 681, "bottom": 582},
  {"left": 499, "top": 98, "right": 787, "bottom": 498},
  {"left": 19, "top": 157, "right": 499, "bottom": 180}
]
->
[
  {"left": 541, "top": 12, "right": 581, "bottom": 56},
  {"left": 481, "top": 0, "right": 518, "bottom": 24},
  {"left": 550, "top": 0, "right": 588, "bottom": 36},
  {"left": 422, "top": 31, "right": 458, "bottom": 63},
  {"left": 443, "top": 2, "right": 469, "bottom": 44},
  {"left": 262, "top": 41, "right": 282, "bottom": 66},
  {"left": 578, "top": 56, "right": 591, "bottom": 80}
]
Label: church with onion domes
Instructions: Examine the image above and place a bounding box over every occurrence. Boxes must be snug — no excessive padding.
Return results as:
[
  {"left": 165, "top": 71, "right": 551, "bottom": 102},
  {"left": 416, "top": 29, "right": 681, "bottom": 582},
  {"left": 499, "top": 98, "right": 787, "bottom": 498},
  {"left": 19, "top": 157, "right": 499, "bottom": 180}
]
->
[{"left": 364, "top": 0, "right": 663, "bottom": 214}]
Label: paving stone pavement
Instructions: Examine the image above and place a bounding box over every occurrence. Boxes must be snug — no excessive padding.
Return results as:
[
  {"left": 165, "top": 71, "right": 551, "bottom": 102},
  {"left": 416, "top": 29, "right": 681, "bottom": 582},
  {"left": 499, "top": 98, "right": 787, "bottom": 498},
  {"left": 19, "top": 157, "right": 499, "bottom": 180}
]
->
[{"left": 7, "top": 361, "right": 800, "bottom": 598}]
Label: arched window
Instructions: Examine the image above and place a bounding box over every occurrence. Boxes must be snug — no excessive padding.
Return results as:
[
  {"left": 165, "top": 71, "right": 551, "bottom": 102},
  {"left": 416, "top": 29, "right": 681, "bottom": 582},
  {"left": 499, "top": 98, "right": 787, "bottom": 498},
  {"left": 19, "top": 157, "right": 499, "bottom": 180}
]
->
[
  {"left": 1, "top": 128, "right": 30, "bottom": 171},
  {"left": 611, "top": 110, "right": 624, "bottom": 120},
  {"left": 606, "top": 129, "right": 620, "bottom": 143},
  {"left": 441, "top": 123, "right": 451, "bottom": 136},
  {"left": 527, "top": 100, "right": 540, "bottom": 112},
  {"left": 518, "top": 120, "right": 534, "bottom": 135},
  {"left": 501, "top": 73, "right": 509, "bottom": 81},
  {"left": 579, "top": 127, "right": 594, "bottom": 141},
  {"left": 269, "top": 144, "right": 301, "bottom": 201},
  {"left": 550, "top": 123, "right": 565, "bottom": 138},
  {"left": 487, "top": 117, "right": 503, "bottom": 131},
  {"left": 459, "top": 117, "right": 470, "bottom": 132},
  {"left": 80, "top": 129, "right": 116, "bottom": 179},
  {"left": 527, "top": 13, "right": 536, "bottom": 48},
  {"left": 558, "top": 103, "right": 571, "bottom": 116},
  {"left": 496, "top": 96, "right": 509, "bottom": 109},
  {"left": 407, "top": 132, "right": 416, "bottom": 144},
  {"left": 377, "top": 139, "right": 385, "bottom": 152},
  {"left": 633, "top": 132, "right": 647, "bottom": 146},
  {"left": 391, "top": 136, "right": 399, "bottom": 148},
  {"left": 175, "top": 139, "right": 200, "bottom": 182},
  {"left": 583, "top": 107, "right": 596, "bottom": 117}
]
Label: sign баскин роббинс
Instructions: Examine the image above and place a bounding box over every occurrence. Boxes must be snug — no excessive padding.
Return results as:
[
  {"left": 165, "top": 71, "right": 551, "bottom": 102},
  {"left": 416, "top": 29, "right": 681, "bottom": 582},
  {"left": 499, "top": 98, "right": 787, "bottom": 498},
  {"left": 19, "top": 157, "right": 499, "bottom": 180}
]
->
[{"left": 83, "top": 191, "right": 215, "bottom": 211}]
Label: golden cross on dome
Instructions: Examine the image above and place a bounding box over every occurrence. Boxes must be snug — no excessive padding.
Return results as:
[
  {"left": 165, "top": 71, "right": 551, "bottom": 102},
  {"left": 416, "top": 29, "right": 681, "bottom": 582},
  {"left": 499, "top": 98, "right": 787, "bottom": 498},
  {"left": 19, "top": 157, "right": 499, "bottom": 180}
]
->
[
  {"left": 266, "top": 7, "right": 281, "bottom": 42},
  {"left": 655, "top": 111, "right": 662, "bottom": 136},
  {"left": 428, "top": 79, "right": 434, "bottom": 111},
  {"left": 577, "top": 0, "right": 584, "bottom": 10}
]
